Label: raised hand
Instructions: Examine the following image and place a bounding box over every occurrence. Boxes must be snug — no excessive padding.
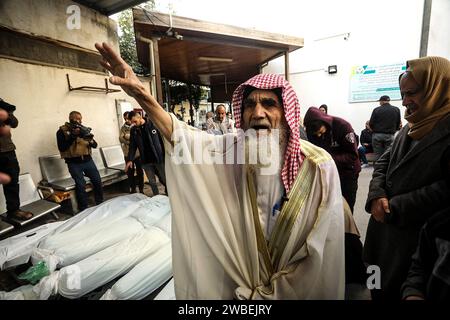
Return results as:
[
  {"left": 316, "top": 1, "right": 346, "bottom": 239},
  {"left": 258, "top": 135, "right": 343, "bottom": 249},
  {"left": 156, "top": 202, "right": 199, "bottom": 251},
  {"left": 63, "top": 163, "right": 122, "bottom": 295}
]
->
[
  {"left": 95, "top": 42, "right": 149, "bottom": 101},
  {"left": 94, "top": 42, "right": 172, "bottom": 140}
]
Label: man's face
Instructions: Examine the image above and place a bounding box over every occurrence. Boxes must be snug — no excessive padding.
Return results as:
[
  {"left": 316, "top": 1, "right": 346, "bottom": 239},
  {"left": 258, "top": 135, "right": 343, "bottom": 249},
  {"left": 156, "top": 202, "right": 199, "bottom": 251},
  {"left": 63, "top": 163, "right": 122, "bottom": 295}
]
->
[
  {"left": 216, "top": 107, "right": 226, "bottom": 122},
  {"left": 313, "top": 124, "right": 327, "bottom": 138},
  {"left": 365, "top": 121, "right": 370, "bottom": 130},
  {"left": 400, "top": 71, "right": 424, "bottom": 117},
  {"left": 242, "top": 89, "right": 286, "bottom": 131},
  {"left": 130, "top": 115, "right": 143, "bottom": 126},
  {"left": 70, "top": 113, "right": 82, "bottom": 124}
]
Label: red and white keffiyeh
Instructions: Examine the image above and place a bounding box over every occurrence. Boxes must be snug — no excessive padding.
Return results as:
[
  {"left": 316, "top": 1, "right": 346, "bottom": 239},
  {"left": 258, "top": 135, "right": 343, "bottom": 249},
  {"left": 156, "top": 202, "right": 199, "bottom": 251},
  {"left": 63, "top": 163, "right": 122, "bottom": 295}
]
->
[{"left": 232, "top": 73, "right": 303, "bottom": 193}]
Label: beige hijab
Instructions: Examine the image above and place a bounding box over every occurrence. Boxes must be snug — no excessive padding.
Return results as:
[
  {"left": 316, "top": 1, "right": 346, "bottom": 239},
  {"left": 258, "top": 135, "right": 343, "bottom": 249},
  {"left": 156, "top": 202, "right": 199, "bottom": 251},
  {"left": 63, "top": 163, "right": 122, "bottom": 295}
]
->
[{"left": 404, "top": 56, "right": 450, "bottom": 140}]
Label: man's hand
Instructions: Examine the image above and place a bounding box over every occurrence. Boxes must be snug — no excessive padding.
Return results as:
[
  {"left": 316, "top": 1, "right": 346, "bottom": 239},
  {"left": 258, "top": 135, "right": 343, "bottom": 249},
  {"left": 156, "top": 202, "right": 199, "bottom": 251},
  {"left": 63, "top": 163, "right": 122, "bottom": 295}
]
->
[
  {"left": 71, "top": 128, "right": 81, "bottom": 136},
  {"left": 0, "top": 109, "right": 8, "bottom": 122},
  {"left": 94, "top": 42, "right": 173, "bottom": 141},
  {"left": 124, "top": 161, "right": 133, "bottom": 173},
  {"left": 0, "top": 172, "right": 11, "bottom": 185},
  {"left": 0, "top": 125, "right": 11, "bottom": 137},
  {"left": 95, "top": 43, "right": 148, "bottom": 100},
  {"left": 370, "top": 197, "right": 390, "bottom": 223}
]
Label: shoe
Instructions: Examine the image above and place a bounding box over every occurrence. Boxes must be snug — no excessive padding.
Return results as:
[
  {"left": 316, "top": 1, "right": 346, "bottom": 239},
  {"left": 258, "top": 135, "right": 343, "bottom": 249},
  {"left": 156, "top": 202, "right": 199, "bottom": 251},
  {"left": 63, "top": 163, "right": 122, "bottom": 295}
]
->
[
  {"left": 7, "top": 210, "right": 33, "bottom": 221},
  {"left": 361, "top": 163, "right": 370, "bottom": 168}
]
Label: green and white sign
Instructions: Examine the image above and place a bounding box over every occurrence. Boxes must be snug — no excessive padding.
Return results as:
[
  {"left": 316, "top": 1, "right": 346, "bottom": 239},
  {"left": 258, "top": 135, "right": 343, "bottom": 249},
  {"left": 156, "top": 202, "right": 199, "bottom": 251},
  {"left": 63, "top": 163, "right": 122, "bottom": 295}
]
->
[{"left": 349, "top": 63, "right": 406, "bottom": 103}]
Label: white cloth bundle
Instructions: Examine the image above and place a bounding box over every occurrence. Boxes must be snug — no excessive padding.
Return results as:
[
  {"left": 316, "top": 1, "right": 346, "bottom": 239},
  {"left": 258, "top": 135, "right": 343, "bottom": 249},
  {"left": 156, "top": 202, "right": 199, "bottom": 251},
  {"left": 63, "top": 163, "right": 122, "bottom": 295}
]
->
[
  {"left": 31, "top": 195, "right": 170, "bottom": 271},
  {"left": 35, "top": 227, "right": 170, "bottom": 299},
  {"left": 0, "top": 285, "right": 37, "bottom": 300},
  {"left": 0, "top": 222, "right": 64, "bottom": 270},
  {"left": 154, "top": 278, "right": 176, "bottom": 300},
  {"left": 32, "top": 217, "right": 144, "bottom": 271},
  {"left": 100, "top": 241, "right": 172, "bottom": 300}
]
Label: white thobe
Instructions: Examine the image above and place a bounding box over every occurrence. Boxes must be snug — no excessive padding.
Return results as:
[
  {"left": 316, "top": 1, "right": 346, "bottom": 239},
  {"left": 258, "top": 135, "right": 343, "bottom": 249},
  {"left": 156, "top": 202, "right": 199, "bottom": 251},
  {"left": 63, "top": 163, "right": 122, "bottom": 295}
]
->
[{"left": 163, "top": 113, "right": 345, "bottom": 299}]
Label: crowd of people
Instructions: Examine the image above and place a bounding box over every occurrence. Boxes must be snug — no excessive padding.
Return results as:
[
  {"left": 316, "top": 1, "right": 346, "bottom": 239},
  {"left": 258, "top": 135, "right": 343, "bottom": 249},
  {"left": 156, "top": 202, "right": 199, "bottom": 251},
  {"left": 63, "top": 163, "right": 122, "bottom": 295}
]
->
[{"left": 1, "top": 43, "right": 449, "bottom": 301}]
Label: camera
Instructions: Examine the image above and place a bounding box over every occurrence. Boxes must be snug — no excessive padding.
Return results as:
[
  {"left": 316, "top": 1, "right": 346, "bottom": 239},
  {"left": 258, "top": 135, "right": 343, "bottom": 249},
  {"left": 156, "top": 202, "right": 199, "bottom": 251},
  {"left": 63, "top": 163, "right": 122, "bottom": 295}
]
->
[{"left": 69, "top": 122, "right": 93, "bottom": 139}]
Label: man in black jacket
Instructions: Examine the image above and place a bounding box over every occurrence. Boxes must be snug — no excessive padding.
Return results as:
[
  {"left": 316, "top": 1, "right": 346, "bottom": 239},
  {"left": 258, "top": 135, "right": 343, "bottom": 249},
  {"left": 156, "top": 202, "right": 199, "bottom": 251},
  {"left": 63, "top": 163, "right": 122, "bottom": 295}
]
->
[
  {"left": 127, "top": 111, "right": 166, "bottom": 195},
  {"left": 369, "top": 95, "right": 401, "bottom": 160},
  {"left": 0, "top": 99, "right": 33, "bottom": 220}
]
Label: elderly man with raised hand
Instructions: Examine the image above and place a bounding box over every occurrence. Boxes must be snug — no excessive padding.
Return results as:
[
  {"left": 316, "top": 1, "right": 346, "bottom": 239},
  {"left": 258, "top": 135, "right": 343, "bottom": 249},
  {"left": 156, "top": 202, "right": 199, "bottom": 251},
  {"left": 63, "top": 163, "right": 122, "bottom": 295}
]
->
[
  {"left": 95, "top": 42, "right": 345, "bottom": 300},
  {"left": 364, "top": 56, "right": 450, "bottom": 300}
]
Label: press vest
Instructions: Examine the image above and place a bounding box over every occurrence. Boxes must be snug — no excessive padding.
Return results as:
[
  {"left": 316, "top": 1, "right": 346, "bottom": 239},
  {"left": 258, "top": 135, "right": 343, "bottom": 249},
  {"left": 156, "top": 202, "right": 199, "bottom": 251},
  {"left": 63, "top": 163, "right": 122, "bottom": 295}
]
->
[{"left": 59, "top": 124, "right": 91, "bottom": 159}]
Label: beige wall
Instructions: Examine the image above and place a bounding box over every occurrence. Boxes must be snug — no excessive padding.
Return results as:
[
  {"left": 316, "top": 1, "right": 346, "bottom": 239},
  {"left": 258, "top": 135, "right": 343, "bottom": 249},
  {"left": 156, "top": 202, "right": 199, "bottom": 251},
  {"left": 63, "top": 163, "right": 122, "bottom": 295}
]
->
[
  {"left": 0, "top": 0, "right": 149, "bottom": 184},
  {"left": 0, "top": 0, "right": 119, "bottom": 51},
  {"left": 0, "top": 59, "right": 148, "bottom": 184}
]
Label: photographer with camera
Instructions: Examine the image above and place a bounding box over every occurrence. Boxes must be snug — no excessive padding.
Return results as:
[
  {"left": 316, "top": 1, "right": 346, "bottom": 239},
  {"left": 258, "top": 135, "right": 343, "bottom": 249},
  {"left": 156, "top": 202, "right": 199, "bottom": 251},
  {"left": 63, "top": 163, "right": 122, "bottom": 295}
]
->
[
  {"left": 0, "top": 98, "right": 33, "bottom": 220},
  {"left": 56, "top": 111, "right": 103, "bottom": 212}
]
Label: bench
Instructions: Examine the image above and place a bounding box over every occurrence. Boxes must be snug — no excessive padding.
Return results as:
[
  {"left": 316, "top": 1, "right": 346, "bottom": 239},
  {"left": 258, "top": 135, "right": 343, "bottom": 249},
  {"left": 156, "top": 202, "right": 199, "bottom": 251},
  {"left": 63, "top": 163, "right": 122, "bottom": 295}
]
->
[
  {"left": 39, "top": 149, "right": 127, "bottom": 213},
  {"left": 91, "top": 149, "right": 125, "bottom": 182},
  {"left": 39, "top": 154, "right": 90, "bottom": 191},
  {"left": 101, "top": 145, "right": 126, "bottom": 172},
  {"left": 0, "top": 173, "right": 60, "bottom": 231}
]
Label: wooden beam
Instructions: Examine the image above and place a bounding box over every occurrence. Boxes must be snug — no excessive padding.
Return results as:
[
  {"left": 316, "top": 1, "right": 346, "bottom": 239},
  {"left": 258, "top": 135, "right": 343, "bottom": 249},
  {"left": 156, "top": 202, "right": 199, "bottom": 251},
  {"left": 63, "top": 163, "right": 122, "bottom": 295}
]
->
[
  {"left": 284, "top": 51, "right": 290, "bottom": 81},
  {"left": 133, "top": 9, "right": 304, "bottom": 51},
  {"left": 152, "top": 37, "right": 164, "bottom": 106}
]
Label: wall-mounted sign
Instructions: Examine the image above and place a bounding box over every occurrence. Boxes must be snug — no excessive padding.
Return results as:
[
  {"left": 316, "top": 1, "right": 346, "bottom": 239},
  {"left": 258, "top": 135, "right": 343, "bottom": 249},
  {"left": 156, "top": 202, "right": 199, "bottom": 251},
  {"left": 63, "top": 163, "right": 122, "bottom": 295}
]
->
[{"left": 349, "top": 63, "right": 406, "bottom": 103}]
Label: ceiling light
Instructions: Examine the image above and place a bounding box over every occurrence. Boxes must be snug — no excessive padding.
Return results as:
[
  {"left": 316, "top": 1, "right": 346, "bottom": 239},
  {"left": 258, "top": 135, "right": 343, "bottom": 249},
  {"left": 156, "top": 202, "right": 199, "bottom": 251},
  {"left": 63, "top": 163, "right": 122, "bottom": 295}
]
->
[{"left": 198, "top": 56, "right": 233, "bottom": 63}]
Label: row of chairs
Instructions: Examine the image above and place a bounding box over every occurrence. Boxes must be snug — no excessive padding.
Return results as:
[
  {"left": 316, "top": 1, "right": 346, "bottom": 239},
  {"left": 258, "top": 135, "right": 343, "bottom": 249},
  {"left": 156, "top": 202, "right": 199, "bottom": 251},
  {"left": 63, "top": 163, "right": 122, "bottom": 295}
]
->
[{"left": 0, "top": 145, "right": 127, "bottom": 236}]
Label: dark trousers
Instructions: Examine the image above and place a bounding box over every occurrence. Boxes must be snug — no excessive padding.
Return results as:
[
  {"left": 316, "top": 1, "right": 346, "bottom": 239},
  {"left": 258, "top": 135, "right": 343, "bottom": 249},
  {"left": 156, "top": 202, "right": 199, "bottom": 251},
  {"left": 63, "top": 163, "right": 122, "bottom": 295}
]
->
[
  {"left": 142, "top": 163, "right": 166, "bottom": 196},
  {"left": 340, "top": 175, "right": 358, "bottom": 213},
  {"left": 372, "top": 133, "right": 394, "bottom": 160},
  {"left": 0, "top": 151, "right": 20, "bottom": 213},
  {"left": 358, "top": 146, "right": 372, "bottom": 164},
  {"left": 67, "top": 159, "right": 103, "bottom": 211},
  {"left": 126, "top": 156, "right": 144, "bottom": 193}
]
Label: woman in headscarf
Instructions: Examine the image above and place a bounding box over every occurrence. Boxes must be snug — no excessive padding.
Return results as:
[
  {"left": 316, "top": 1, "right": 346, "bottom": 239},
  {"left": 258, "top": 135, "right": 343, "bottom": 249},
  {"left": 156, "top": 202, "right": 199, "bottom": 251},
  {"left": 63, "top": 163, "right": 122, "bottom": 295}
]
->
[{"left": 364, "top": 56, "right": 450, "bottom": 300}]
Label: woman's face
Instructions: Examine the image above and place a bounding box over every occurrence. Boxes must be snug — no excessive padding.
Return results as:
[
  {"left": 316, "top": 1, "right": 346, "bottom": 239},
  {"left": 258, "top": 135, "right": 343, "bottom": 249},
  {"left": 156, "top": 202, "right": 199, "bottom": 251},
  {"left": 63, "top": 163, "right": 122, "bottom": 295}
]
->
[{"left": 400, "top": 71, "right": 424, "bottom": 117}]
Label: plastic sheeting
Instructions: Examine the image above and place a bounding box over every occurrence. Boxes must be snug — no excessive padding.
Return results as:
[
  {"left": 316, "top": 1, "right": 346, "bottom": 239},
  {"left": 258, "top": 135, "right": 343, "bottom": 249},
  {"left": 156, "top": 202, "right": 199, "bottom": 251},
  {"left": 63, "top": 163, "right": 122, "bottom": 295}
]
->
[
  {"left": 0, "top": 222, "right": 64, "bottom": 270},
  {"left": 36, "top": 227, "right": 170, "bottom": 299},
  {"left": 100, "top": 241, "right": 172, "bottom": 300}
]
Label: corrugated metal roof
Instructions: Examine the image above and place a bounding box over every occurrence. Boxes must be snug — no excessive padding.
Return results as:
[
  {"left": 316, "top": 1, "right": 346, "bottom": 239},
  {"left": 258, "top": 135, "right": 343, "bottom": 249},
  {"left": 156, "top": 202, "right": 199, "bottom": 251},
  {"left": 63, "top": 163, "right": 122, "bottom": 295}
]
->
[{"left": 73, "top": 0, "right": 147, "bottom": 15}]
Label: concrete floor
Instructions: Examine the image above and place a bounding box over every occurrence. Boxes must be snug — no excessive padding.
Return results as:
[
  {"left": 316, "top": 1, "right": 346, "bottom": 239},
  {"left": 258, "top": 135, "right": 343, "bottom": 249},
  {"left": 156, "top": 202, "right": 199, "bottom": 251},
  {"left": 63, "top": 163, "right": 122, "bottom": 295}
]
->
[{"left": 353, "top": 166, "right": 374, "bottom": 245}]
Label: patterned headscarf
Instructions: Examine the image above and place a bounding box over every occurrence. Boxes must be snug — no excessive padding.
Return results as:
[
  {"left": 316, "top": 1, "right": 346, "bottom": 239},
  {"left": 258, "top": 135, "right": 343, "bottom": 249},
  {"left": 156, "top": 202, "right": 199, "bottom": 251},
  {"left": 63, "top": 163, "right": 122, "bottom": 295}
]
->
[{"left": 232, "top": 74, "right": 303, "bottom": 193}]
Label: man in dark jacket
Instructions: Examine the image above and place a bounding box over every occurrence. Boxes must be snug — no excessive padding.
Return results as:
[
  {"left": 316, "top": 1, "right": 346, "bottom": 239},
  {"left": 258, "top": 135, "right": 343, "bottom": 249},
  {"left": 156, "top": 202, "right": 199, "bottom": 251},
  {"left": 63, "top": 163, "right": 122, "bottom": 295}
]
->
[
  {"left": 304, "top": 107, "right": 361, "bottom": 212},
  {"left": 57, "top": 111, "right": 103, "bottom": 212},
  {"left": 358, "top": 121, "right": 373, "bottom": 166},
  {"left": 127, "top": 111, "right": 166, "bottom": 196},
  {"left": 369, "top": 95, "right": 401, "bottom": 160},
  {"left": 0, "top": 99, "right": 33, "bottom": 220},
  {"left": 364, "top": 56, "right": 450, "bottom": 300}
]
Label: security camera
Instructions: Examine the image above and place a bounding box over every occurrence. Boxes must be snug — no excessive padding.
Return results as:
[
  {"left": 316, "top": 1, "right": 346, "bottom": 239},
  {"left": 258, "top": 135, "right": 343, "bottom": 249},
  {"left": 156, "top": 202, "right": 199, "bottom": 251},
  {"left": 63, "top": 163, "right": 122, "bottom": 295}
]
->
[{"left": 174, "top": 32, "right": 183, "bottom": 40}]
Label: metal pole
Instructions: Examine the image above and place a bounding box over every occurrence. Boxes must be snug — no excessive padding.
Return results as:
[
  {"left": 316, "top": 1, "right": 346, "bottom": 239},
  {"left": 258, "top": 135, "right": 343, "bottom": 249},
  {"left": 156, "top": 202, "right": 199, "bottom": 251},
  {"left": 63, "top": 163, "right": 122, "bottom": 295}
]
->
[
  {"left": 420, "top": 0, "right": 433, "bottom": 57},
  {"left": 284, "top": 51, "right": 290, "bottom": 81}
]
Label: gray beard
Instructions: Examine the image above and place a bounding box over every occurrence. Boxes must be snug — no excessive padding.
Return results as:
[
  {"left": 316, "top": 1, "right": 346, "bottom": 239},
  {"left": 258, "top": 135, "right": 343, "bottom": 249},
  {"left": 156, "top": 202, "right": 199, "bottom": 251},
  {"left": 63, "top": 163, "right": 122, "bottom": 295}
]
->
[{"left": 245, "top": 126, "right": 288, "bottom": 176}]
